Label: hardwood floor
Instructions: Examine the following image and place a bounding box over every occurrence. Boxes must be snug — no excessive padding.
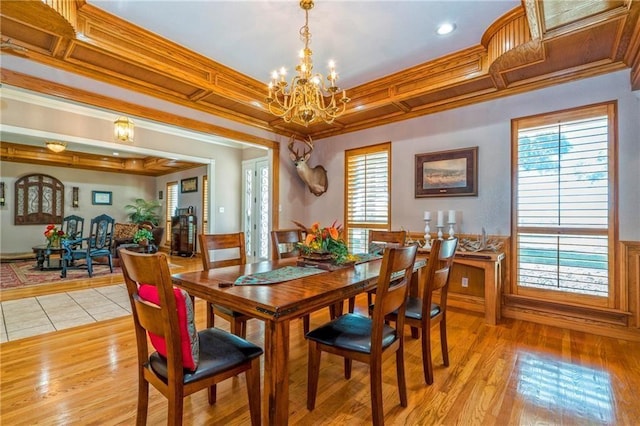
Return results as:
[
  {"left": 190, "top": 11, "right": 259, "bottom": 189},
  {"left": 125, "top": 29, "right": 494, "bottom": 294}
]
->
[{"left": 1, "top": 255, "right": 639, "bottom": 425}]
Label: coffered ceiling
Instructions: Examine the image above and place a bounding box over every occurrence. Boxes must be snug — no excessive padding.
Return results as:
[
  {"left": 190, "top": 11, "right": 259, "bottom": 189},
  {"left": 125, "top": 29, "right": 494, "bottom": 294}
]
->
[{"left": 1, "top": 0, "right": 639, "bottom": 143}]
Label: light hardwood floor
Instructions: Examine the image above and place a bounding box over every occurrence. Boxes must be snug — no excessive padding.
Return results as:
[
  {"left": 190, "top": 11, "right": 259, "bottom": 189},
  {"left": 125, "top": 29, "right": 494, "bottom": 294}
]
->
[{"left": 1, "top": 255, "right": 639, "bottom": 425}]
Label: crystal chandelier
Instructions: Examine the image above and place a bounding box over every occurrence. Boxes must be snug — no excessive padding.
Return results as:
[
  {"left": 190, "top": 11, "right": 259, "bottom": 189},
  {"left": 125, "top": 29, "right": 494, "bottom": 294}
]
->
[{"left": 266, "top": 0, "right": 349, "bottom": 126}]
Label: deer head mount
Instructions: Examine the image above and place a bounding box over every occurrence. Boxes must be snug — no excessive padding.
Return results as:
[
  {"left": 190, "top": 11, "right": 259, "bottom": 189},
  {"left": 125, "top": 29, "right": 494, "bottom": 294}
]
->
[{"left": 288, "top": 135, "right": 328, "bottom": 196}]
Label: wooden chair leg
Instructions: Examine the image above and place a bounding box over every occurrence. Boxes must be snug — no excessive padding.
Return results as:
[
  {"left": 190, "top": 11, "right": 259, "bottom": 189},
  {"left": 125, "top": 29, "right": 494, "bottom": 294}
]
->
[
  {"left": 411, "top": 326, "right": 419, "bottom": 339},
  {"left": 396, "top": 343, "right": 407, "bottom": 407},
  {"left": 344, "top": 358, "right": 352, "bottom": 379},
  {"left": 206, "top": 303, "right": 215, "bottom": 329},
  {"left": 167, "top": 388, "right": 184, "bottom": 426},
  {"left": 245, "top": 358, "right": 261, "bottom": 426},
  {"left": 307, "top": 341, "right": 321, "bottom": 410},
  {"left": 370, "top": 359, "right": 384, "bottom": 426},
  {"left": 421, "top": 325, "right": 434, "bottom": 385},
  {"left": 136, "top": 373, "right": 149, "bottom": 426},
  {"left": 208, "top": 384, "right": 217, "bottom": 405},
  {"left": 440, "top": 318, "right": 449, "bottom": 366},
  {"left": 348, "top": 296, "right": 356, "bottom": 313}
]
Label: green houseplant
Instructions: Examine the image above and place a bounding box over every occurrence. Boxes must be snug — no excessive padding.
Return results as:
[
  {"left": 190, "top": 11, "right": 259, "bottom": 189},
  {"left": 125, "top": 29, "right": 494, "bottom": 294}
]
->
[
  {"left": 124, "top": 198, "right": 162, "bottom": 225},
  {"left": 133, "top": 228, "right": 154, "bottom": 245}
]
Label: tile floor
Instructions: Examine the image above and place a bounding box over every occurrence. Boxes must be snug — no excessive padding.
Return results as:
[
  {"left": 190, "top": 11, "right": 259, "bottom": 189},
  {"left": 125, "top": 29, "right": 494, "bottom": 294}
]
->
[{"left": 0, "top": 285, "right": 130, "bottom": 343}]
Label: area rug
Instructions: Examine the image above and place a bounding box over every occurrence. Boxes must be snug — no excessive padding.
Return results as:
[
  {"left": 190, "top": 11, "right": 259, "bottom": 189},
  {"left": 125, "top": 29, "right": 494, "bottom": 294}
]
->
[{"left": 0, "top": 260, "right": 122, "bottom": 290}]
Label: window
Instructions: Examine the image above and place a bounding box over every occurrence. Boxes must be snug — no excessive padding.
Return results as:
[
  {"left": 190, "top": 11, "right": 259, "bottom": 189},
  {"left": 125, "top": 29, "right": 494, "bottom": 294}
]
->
[
  {"left": 344, "top": 142, "right": 391, "bottom": 253},
  {"left": 202, "top": 175, "right": 208, "bottom": 233},
  {"left": 14, "top": 174, "right": 64, "bottom": 225},
  {"left": 165, "top": 181, "right": 178, "bottom": 244},
  {"left": 512, "top": 102, "right": 616, "bottom": 306}
]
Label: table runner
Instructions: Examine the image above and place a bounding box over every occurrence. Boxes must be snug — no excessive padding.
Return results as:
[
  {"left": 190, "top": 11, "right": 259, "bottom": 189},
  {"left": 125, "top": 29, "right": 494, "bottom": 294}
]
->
[{"left": 234, "top": 265, "right": 328, "bottom": 285}]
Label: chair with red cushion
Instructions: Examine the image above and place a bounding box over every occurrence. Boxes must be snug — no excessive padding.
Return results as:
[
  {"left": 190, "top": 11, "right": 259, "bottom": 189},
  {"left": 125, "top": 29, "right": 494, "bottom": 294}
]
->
[
  {"left": 199, "top": 232, "right": 254, "bottom": 337},
  {"left": 306, "top": 244, "right": 418, "bottom": 426},
  {"left": 119, "top": 250, "right": 262, "bottom": 425},
  {"left": 385, "top": 237, "right": 457, "bottom": 385}
]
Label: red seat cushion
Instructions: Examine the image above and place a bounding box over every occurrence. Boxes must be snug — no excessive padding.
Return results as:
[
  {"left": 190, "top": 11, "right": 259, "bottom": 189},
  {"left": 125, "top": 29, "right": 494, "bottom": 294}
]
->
[{"left": 138, "top": 284, "right": 199, "bottom": 371}]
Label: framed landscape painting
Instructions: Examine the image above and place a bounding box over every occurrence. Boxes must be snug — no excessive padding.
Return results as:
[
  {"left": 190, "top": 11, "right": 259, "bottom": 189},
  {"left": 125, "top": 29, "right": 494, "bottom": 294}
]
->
[
  {"left": 180, "top": 177, "right": 198, "bottom": 193},
  {"left": 415, "top": 147, "right": 478, "bottom": 198}
]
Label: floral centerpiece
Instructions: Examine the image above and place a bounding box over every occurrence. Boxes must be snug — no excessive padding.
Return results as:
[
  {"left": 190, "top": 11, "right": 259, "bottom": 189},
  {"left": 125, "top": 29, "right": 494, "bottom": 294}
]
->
[
  {"left": 293, "top": 220, "right": 357, "bottom": 265},
  {"left": 44, "top": 224, "right": 66, "bottom": 248}
]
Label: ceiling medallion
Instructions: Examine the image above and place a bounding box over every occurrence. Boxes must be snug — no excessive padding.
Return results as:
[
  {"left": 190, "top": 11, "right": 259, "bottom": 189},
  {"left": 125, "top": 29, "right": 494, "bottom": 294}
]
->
[{"left": 266, "top": 0, "right": 349, "bottom": 126}]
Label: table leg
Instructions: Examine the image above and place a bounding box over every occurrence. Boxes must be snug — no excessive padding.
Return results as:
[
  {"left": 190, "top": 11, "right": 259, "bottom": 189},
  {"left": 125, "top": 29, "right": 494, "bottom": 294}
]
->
[
  {"left": 263, "top": 319, "right": 290, "bottom": 425},
  {"left": 484, "top": 264, "right": 499, "bottom": 325},
  {"left": 35, "top": 251, "right": 45, "bottom": 270}
]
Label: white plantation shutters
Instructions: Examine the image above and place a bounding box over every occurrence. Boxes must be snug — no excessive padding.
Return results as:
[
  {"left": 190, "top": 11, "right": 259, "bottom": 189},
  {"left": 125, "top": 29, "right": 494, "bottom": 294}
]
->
[
  {"left": 513, "top": 103, "right": 615, "bottom": 304},
  {"left": 345, "top": 143, "right": 391, "bottom": 253},
  {"left": 165, "top": 181, "right": 178, "bottom": 244}
]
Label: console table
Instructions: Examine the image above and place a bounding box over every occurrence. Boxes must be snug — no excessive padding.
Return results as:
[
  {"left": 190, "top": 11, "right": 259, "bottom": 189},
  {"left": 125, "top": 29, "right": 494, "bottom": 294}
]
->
[{"left": 418, "top": 248, "right": 505, "bottom": 325}]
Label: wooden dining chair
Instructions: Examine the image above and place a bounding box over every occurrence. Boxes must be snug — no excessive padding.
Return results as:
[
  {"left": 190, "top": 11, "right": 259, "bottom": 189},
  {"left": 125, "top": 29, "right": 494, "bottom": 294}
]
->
[
  {"left": 306, "top": 244, "right": 418, "bottom": 426},
  {"left": 119, "top": 249, "right": 262, "bottom": 426},
  {"left": 271, "top": 228, "right": 311, "bottom": 333},
  {"left": 199, "top": 232, "right": 254, "bottom": 338},
  {"left": 348, "top": 229, "right": 407, "bottom": 313},
  {"left": 385, "top": 237, "right": 457, "bottom": 385}
]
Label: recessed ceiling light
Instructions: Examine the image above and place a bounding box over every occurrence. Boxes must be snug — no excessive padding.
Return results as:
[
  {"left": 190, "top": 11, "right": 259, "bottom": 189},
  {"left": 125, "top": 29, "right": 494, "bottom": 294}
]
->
[
  {"left": 113, "top": 152, "right": 120, "bottom": 156},
  {"left": 436, "top": 22, "right": 456, "bottom": 36}
]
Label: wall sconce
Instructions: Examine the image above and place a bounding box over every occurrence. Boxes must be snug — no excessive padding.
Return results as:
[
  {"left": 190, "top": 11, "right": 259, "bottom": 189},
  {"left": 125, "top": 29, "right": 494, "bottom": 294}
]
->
[
  {"left": 0, "top": 182, "right": 5, "bottom": 207},
  {"left": 72, "top": 186, "right": 79, "bottom": 208},
  {"left": 114, "top": 116, "right": 134, "bottom": 142}
]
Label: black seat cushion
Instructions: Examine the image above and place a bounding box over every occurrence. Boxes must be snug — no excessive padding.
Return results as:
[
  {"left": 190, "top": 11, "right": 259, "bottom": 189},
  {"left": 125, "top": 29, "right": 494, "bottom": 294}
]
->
[
  {"left": 305, "top": 313, "right": 398, "bottom": 354},
  {"left": 149, "top": 327, "right": 263, "bottom": 385},
  {"left": 392, "top": 297, "right": 441, "bottom": 321}
]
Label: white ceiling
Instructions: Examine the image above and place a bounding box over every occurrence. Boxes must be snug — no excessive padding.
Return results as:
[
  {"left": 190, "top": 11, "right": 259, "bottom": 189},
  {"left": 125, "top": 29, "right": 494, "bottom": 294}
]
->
[{"left": 90, "top": 0, "right": 520, "bottom": 90}]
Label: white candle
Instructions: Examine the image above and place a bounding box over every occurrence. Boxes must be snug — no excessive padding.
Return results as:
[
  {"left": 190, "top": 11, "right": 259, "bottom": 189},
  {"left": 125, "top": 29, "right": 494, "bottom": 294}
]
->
[
  {"left": 424, "top": 211, "right": 431, "bottom": 221},
  {"left": 448, "top": 210, "right": 456, "bottom": 223},
  {"left": 437, "top": 210, "right": 444, "bottom": 226}
]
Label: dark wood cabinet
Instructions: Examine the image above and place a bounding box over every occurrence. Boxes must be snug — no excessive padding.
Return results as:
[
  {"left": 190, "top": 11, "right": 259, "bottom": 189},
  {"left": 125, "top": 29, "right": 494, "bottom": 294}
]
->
[{"left": 171, "top": 207, "right": 197, "bottom": 257}]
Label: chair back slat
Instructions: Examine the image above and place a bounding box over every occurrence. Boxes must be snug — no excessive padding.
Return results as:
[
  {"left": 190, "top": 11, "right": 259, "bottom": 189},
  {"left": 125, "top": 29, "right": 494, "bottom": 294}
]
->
[
  {"left": 368, "top": 230, "right": 406, "bottom": 254},
  {"left": 371, "top": 244, "right": 418, "bottom": 343},
  {"left": 422, "top": 238, "right": 458, "bottom": 308},
  {"left": 271, "top": 229, "right": 304, "bottom": 259},
  {"left": 199, "top": 232, "right": 246, "bottom": 270}
]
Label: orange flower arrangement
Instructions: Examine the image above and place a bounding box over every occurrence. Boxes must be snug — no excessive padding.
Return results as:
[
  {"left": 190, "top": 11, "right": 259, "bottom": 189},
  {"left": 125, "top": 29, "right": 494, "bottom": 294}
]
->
[
  {"left": 293, "top": 220, "right": 356, "bottom": 264},
  {"left": 44, "top": 224, "right": 66, "bottom": 246}
]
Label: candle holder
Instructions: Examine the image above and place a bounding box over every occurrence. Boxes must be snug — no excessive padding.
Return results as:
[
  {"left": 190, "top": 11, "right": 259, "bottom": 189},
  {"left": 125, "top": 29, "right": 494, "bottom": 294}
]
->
[
  {"left": 448, "top": 221, "right": 456, "bottom": 239},
  {"left": 423, "top": 219, "right": 431, "bottom": 248},
  {"left": 437, "top": 225, "right": 444, "bottom": 240}
]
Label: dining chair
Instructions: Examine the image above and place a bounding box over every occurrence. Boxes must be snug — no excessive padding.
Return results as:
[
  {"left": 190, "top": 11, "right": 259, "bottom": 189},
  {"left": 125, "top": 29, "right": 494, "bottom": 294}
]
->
[
  {"left": 348, "top": 229, "right": 407, "bottom": 313},
  {"left": 385, "top": 237, "right": 458, "bottom": 385},
  {"left": 198, "top": 232, "right": 254, "bottom": 338},
  {"left": 306, "top": 244, "right": 418, "bottom": 426},
  {"left": 119, "top": 250, "right": 262, "bottom": 426},
  {"left": 271, "top": 228, "right": 311, "bottom": 333},
  {"left": 61, "top": 213, "right": 114, "bottom": 278}
]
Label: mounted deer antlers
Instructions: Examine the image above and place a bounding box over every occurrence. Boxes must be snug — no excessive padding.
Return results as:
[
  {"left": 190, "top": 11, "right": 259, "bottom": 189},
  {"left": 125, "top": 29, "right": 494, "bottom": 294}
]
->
[{"left": 288, "top": 135, "right": 328, "bottom": 196}]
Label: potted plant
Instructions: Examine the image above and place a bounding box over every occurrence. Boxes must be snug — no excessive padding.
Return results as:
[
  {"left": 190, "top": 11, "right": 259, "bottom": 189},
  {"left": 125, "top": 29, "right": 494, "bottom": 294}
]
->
[
  {"left": 124, "top": 198, "right": 162, "bottom": 225},
  {"left": 133, "top": 228, "right": 154, "bottom": 246}
]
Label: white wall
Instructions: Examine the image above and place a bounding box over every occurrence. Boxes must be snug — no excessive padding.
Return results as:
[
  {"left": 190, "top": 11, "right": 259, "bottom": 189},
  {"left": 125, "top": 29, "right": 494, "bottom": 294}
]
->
[
  {"left": 305, "top": 70, "right": 640, "bottom": 239},
  {"left": 0, "top": 162, "right": 156, "bottom": 252}
]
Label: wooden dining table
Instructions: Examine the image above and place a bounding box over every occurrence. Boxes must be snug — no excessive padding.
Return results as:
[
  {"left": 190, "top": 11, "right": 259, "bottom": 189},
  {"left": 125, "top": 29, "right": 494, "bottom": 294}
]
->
[{"left": 172, "top": 256, "right": 416, "bottom": 425}]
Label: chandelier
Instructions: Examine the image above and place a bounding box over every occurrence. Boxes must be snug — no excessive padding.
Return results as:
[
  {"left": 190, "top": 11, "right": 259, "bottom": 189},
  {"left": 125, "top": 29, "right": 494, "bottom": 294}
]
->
[
  {"left": 266, "top": 0, "right": 349, "bottom": 126},
  {"left": 114, "top": 116, "right": 134, "bottom": 142}
]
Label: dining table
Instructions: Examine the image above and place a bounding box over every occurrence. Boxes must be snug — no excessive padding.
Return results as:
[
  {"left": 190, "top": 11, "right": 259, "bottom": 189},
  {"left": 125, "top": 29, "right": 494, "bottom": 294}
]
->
[{"left": 171, "top": 255, "right": 424, "bottom": 425}]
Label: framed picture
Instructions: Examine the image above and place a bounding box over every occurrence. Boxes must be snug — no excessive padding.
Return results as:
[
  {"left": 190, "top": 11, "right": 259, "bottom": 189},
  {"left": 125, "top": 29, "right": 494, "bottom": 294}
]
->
[
  {"left": 92, "top": 190, "right": 112, "bottom": 205},
  {"left": 181, "top": 177, "right": 198, "bottom": 193},
  {"left": 415, "top": 147, "right": 478, "bottom": 197}
]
